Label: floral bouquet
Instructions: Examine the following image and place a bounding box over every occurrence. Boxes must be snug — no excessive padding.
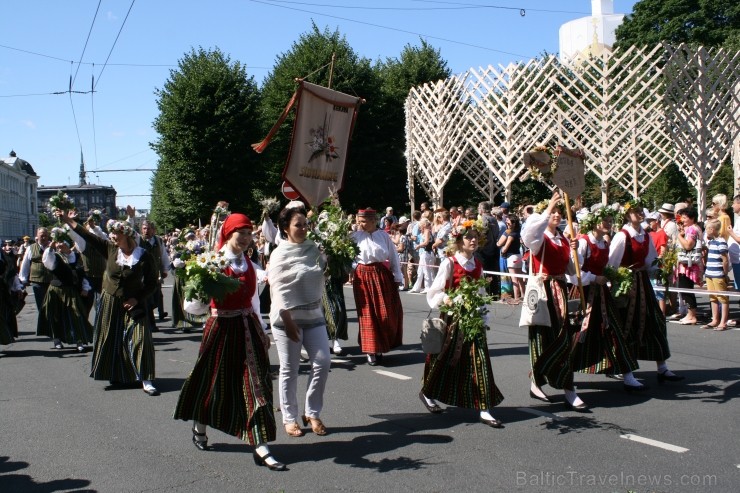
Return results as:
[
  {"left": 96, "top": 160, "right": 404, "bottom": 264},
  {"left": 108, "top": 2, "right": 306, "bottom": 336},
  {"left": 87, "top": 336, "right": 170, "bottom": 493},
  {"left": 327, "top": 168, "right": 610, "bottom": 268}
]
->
[
  {"left": 50, "top": 226, "right": 73, "bottom": 246},
  {"left": 172, "top": 229, "right": 204, "bottom": 268},
  {"left": 523, "top": 145, "right": 557, "bottom": 182},
  {"left": 259, "top": 196, "right": 281, "bottom": 220},
  {"left": 603, "top": 265, "right": 634, "bottom": 303},
  {"left": 48, "top": 191, "right": 75, "bottom": 212},
  {"left": 438, "top": 277, "right": 493, "bottom": 343},
  {"left": 179, "top": 250, "right": 240, "bottom": 303},
  {"left": 653, "top": 246, "right": 678, "bottom": 298},
  {"left": 309, "top": 195, "right": 359, "bottom": 279},
  {"left": 208, "top": 201, "right": 231, "bottom": 250},
  {"left": 87, "top": 209, "right": 103, "bottom": 225}
]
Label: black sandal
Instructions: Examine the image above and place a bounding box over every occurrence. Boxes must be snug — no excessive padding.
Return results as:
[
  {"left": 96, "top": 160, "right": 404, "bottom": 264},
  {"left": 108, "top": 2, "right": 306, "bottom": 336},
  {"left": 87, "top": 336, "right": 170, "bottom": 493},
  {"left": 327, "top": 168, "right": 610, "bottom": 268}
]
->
[
  {"left": 191, "top": 428, "right": 212, "bottom": 451},
  {"left": 252, "top": 451, "right": 287, "bottom": 471}
]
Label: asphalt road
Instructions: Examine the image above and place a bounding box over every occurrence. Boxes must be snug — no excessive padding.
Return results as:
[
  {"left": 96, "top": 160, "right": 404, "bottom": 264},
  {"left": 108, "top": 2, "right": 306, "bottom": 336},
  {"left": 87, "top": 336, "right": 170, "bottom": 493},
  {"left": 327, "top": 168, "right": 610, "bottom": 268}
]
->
[{"left": 1, "top": 285, "right": 738, "bottom": 493}]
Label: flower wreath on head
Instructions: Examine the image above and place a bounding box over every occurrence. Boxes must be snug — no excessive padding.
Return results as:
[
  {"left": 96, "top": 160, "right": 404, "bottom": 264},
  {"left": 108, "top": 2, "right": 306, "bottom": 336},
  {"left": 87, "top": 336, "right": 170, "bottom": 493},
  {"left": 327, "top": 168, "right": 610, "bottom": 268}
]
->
[
  {"left": 106, "top": 219, "right": 135, "bottom": 238},
  {"left": 448, "top": 218, "right": 488, "bottom": 250},
  {"left": 579, "top": 206, "right": 615, "bottom": 233},
  {"left": 615, "top": 197, "right": 648, "bottom": 226},
  {"left": 88, "top": 209, "right": 103, "bottom": 224},
  {"left": 50, "top": 227, "right": 73, "bottom": 246},
  {"left": 533, "top": 198, "right": 565, "bottom": 215}
]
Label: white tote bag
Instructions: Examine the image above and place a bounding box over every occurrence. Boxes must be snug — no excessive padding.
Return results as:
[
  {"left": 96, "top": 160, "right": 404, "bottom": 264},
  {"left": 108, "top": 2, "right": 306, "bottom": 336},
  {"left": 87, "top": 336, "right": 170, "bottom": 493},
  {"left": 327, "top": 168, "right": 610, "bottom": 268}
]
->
[{"left": 518, "top": 245, "right": 551, "bottom": 327}]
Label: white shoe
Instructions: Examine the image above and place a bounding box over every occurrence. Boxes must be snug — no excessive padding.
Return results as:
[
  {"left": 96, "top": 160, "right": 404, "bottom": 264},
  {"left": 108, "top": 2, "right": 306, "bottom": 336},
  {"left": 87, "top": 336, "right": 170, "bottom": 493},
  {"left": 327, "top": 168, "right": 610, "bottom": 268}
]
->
[
  {"left": 408, "top": 289, "right": 420, "bottom": 293},
  {"left": 142, "top": 381, "right": 159, "bottom": 396},
  {"left": 332, "top": 340, "right": 343, "bottom": 355},
  {"left": 419, "top": 290, "right": 428, "bottom": 294}
]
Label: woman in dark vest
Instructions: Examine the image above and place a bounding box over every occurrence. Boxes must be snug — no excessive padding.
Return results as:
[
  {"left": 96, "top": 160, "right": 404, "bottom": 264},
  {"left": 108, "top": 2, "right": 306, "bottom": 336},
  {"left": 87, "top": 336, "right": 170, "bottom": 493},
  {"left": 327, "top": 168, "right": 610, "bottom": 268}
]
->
[{"left": 58, "top": 209, "right": 160, "bottom": 395}]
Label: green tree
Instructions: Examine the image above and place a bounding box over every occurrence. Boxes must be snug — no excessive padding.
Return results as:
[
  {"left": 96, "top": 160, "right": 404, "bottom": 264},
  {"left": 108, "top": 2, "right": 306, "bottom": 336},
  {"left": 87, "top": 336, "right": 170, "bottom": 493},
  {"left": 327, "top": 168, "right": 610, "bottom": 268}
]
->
[
  {"left": 150, "top": 47, "right": 262, "bottom": 229},
  {"left": 638, "top": 163, "right": 693, "bottom": 209},
  {"left": 615, "top": 0, "right": 740, "bottom": 50}
]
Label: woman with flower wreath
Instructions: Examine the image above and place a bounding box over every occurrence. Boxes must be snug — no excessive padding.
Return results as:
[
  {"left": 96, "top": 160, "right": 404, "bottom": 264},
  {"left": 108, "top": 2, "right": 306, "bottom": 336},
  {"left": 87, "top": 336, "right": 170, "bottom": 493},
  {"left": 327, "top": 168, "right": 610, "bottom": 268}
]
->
[
  {"left": 351, "top": 208, "right": 404, "bottom": 366},
  {"left": 419, "top": 219, "right": 504, "bottom": 427},
  {"left": 58, "top": 210, "right": 159, "bottom": 394},
  {"left": 36, "top": 227, "right": 93, "bottom": 352},
  {"left": 521, "top": 192, "right": 587, "bottom": 410},
  {"left": 173, "top": 213, "right": 285, "bottom": 470},
  {"left": 569, "top": 207, "right": 646, "bottom": 392},
  {"left": 607, "top": 201, "right": 684, "bottom": 384}
]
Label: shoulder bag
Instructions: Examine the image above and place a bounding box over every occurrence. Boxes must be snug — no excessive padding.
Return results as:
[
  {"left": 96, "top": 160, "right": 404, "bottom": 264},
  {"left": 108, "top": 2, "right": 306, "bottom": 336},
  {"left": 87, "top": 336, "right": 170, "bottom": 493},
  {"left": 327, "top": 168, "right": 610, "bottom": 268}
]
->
[{"left": 518, "top": 242, "right": 551, "bottom": 327}]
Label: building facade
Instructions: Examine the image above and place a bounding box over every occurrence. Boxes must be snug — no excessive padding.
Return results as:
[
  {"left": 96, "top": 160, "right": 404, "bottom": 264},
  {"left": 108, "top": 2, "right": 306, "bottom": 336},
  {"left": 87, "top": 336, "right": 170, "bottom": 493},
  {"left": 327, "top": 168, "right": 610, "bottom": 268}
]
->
[
  {"left": 37, "top": 184, "right": 117, "bottom": 220},
  {"left": 0, "top": 150, "right": 40, "bottom": 241}
]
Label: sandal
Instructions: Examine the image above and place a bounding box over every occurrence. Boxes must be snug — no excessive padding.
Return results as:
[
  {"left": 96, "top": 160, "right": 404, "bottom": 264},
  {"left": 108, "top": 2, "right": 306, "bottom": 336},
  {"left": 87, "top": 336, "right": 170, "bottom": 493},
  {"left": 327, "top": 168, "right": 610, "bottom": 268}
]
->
[
  {"left": 700, "top": 324, "right": 718, "bottom": 330},
  {"left": 284, "top": 422, "right": 304, "bottom": 437},
  {"left": 301, "top": 415, "right": 327, "bottom": 435},
  {"left": 713, "top": 325, "right": 729, "bottom": 331}
]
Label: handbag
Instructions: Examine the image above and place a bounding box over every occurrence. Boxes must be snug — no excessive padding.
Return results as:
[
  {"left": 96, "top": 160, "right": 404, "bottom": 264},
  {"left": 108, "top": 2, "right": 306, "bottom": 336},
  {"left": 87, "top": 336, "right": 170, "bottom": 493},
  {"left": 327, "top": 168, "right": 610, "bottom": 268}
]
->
[
  {"left": 518, "top": 243, "right": 551, "bottom": 327},
  {"left": 421, "top": 310, "right": 447, "bottom": 354}
]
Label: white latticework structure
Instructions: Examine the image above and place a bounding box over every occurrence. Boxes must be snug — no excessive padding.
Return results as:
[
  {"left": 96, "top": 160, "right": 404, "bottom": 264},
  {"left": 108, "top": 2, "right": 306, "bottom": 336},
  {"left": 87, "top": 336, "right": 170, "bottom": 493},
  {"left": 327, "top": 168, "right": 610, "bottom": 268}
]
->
[{"left": 406, "top": 44, "right": 740, "bottom": 213}]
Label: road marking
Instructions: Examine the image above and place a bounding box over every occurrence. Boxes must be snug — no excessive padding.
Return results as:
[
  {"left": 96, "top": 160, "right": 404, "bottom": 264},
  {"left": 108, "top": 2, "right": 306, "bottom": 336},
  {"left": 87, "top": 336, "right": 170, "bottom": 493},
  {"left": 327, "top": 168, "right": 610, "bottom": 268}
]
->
[
  {"left": 620, "top": 434, "right": 689, "bottom": 453},
  {"left": 373, "top": 369, "right": 413, "bottom": 380},
  {"left": 331, "top": 358, "right": 351, "bottom": 364},
  {"left": 517, "top": 407, "right": 565, "bottom": 421}
]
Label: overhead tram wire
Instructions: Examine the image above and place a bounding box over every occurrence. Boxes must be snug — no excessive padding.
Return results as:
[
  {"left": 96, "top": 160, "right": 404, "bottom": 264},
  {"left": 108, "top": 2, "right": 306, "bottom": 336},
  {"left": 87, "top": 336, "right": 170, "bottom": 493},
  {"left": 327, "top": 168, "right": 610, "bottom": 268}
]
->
[
  {"left": 249, "top": 0, "right": 532, "bottom": 59},
  {"left": 67, "top": 64, "right": 85, "bottom": 157},
  {"left": 91, "top": 69, "right": 99, "bottom": 169},
  {"left": 93, "top": 0, "right": 137, "bottom": 91},
  {"left": 71, "top": 0, "right": 102, "bottom": 89},
  {"left": 257, "top": 0, "right": 589, "bottom": 15}
]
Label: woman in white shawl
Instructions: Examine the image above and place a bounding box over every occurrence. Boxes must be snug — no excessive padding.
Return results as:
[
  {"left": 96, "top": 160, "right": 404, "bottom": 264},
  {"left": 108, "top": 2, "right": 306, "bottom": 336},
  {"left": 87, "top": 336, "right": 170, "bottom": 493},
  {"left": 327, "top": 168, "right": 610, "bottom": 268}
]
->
[{"left": 269, "top": 206, "right": 331, "bottom": 438}]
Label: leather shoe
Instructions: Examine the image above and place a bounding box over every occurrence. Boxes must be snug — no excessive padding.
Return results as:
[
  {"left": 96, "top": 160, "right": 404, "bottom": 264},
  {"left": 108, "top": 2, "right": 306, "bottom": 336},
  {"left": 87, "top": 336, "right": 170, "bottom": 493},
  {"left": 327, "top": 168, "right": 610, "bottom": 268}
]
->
[
  {"left": 479, "top": 416, "right": 504, "bottom": 428},
  {"left": 529, "top": 389, "right": 552, "bottom": 403},
  {"left": 418, "top": 391, "right": 443, "bottom": 414},
  {"left": 657, "top": 371, "right": 685, "bottom": 384},
  {"left": 192, "top": 428, "right": 212, "bottom": 451},
  {"left": 565, "top": 401, "right": 589, "bottom": 412},
  {"left": 252, "top": 451, "right": 287, "bottom": 471},
  {"left": 623, "top": 383, "right": 649, "bottom": 392}
]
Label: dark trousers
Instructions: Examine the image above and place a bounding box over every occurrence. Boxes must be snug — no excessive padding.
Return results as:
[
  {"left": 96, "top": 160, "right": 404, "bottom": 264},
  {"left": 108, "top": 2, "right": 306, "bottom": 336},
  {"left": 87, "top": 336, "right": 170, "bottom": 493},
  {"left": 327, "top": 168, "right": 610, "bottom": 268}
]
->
[{"left": 31, "top": 283, "right": 49, "bottom": 311}]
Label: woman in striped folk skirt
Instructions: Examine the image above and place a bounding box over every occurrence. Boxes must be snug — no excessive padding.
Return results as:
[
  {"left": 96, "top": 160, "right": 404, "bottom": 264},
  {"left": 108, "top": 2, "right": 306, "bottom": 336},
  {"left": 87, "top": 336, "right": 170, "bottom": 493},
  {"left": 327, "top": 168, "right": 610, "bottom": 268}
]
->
[
  {"left": 569, "top": 208, "right": 645, "bottom": 392},
  {"left": 173, "top": 213, "right": 284, "bottom": 471},
  {"left": 420, "top": 221, "right": 504, "bottom": 428},
  {"left": 59, "top": 210, "right": 160, "bottom": 395},
  {"left": 0, "top": 250, "right": 21, "bottom": 345},
  {"left": 608, "top": 202, "right": 683, "bottom": 384},
  {"left": 171, "top": 269, "right": 207, "bottom": 331},
  {"left": 521, "top": 193, "right": 587, "bottom": 411},
  {"left": 37, "top": 236, "right": 93, "bottom": 352},
  {"left": 323, "top": 274, "right": 348, "bottom": 354},
  {"left": 351, "top": 208, "right": 404, "bottom": 366}
]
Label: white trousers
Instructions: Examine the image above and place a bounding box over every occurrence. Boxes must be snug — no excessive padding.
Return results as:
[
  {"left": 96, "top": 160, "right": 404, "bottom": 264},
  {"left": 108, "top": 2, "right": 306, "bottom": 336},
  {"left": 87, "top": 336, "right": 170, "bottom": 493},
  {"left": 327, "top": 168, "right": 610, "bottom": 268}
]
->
[
  {"left": 412, "top": 250, "right": 436, "bottom": 291},
  {"left": 272, "top": 324, "right": 331, "bottom": 423}
]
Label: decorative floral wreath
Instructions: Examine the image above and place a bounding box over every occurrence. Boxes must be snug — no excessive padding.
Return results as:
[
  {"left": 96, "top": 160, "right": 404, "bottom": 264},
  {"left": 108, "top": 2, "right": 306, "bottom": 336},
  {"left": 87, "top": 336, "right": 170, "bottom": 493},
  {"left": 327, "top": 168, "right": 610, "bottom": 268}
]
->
[
  {"left": 616, "top": 198, "right": 648, "bottom": 225},
  {"left": 579, "top": 206, "right": 616, "bottom": 232},
  {"left": 50, "top": 227, "right": 73, "bottom": 246},
  {"left": 524, "top": 145, "right": 557, "bottom": 182},
  {"left": 533, "top": 198, "right": 565, "bottom": 214},
  {"left": 106, "top": 219, "right": 135, "bottom": 238},
  {"left": 448, "top": 219, "right": 488, "bottom": 249},
  {"left": 88, "top": 209, "right": 103, "bottom": 224}
]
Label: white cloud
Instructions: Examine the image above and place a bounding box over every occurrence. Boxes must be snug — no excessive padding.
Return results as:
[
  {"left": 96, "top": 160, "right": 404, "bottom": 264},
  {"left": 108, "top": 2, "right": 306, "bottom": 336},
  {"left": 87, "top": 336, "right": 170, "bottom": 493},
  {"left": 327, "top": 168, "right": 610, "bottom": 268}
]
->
[
  {"left": 107, "top": 11, "right": 118, "bottom": 21},
  {"left": 21, "top": 120, "right": 36, "bottom": 129}
]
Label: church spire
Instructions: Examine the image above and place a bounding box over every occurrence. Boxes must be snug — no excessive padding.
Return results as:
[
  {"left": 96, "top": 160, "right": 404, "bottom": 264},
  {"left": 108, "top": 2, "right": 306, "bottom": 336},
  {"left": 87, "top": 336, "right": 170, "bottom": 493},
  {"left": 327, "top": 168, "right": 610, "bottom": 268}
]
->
[{"left": 79, "top": 149, "right": 87, "bottom": 186}]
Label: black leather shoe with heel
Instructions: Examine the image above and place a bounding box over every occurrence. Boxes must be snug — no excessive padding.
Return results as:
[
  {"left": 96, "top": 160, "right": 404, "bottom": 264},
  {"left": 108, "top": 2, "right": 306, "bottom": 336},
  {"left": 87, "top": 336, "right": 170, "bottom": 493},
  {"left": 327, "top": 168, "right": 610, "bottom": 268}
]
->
[{"left": 253, "top": 452, "right": 287, "bottom": 471}]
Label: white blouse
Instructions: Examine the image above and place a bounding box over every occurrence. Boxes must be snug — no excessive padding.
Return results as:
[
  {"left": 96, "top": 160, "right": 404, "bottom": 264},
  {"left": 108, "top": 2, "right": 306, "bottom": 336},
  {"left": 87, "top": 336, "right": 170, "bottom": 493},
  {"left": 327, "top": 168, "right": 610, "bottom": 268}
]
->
[
  {"left": 521, "top": 212, "right": 577, "bottom": 275},
  {"left": 351, "top": 229, "right": 403, "bottom": 283},
  {"left": 607, "top": 224, "right": 657, "bottom": 271}
]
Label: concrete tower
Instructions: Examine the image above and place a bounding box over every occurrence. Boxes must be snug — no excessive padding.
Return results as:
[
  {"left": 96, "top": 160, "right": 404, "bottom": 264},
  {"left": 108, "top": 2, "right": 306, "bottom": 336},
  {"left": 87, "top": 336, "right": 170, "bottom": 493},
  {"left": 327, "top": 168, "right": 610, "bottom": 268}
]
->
[{"left": 559, "top": 0, "right": 625, "bottom": 62}]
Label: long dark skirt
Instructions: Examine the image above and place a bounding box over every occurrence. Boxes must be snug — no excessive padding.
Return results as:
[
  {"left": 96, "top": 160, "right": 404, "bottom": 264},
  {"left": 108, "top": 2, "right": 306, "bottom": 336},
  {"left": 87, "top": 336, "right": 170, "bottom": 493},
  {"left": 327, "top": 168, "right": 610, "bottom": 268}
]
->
[
  {"left": 173, "top": 313, "right": 276, "bottom": 446},
  {"left": 90, "top": 292, "right": 155, "bottom": 382},
  {"left": 37, "top": 285, "right": 93, "bottom": 345},
  {"left": 0, "top": 284, "right": 17, "bottom": 344},
  {"left": 619, "top": 270, "right": 671, "bottom": 361},
  {"left": 171, "top": 273, "right": 207, "bottom": 330},
  {"left": 571, "top": 285, "right": 639, "bottom": 375},
  {"left": 422, "top": 315, "right": 503, "bottom": 410},
  {"left": 353, "top": 263, "right": 403, "bottom": 354},
  {"left": 323, "top": 275, "right": 348, "bottom": 341},
  {"left": 529, "top": 277, "right": 576, "bottom": 390}
]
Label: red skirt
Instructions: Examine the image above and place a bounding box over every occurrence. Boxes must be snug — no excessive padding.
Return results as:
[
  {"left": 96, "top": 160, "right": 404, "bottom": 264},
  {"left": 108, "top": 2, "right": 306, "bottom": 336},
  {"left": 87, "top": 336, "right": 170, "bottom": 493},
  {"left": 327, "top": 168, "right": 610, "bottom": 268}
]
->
[{"left": 352, "top": 263, "right": 403, "bottom": 353}]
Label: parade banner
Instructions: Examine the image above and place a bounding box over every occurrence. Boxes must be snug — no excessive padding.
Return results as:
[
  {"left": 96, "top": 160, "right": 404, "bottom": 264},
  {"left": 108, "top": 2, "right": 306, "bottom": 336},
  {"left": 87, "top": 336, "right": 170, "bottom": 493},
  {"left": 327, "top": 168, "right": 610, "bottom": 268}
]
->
[
  {"left": 552, "top": 146, "right": 585, "bottom": 197},
  {"left": 253, "top": 81, "right": 362, "bottom": 206}
]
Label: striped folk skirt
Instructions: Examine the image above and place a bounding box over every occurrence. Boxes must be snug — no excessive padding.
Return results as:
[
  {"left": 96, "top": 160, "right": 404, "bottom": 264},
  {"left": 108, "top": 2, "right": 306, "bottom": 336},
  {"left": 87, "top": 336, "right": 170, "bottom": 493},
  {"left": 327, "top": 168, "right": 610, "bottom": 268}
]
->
[
  {"left": 0, "top": 285, "right": 17, "bottom": 344},
  {"left": 529, "top": 277, "right": 576, "bottom": 390},
  {"left": 571, "top": 285, "right": 639, "bottom": 375},
  {"left": 171, "top": 273, "right": 207, "bottom": 329},
  {"left": 323, "top": 275, "right": 348, "bottom": 341},
  {"left": 37, "top": 285, "right": 93, "bottom": 345},
  {"left": 352, "top": 263, "right": 403, "bottom": 354},
  {"left": 619, "top": 270, "right": 671, "bottom": 362},
  {"left": 173, "top": 313, "right": 276, "bottom": 446},
  {"left": 422, "top": 314, "right": 503, "bottom": 410},
  {"left": 90, "top": 292, "right": 155, "bottom": 382}
]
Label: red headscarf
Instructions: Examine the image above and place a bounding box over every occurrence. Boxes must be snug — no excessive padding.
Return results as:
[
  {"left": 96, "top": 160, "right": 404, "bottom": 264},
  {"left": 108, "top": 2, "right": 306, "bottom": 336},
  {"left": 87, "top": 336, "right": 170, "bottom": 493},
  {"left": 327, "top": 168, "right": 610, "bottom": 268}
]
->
[{"left": 216, "top": 213, "right": 253, "bottom": 250}]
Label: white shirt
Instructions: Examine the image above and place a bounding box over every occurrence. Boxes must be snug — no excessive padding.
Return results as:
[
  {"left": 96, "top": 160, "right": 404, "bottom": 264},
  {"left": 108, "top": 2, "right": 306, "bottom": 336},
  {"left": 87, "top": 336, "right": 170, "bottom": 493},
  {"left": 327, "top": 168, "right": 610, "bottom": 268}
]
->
[
  {"left": 351, "top": 229, "right": 403, "bottom": 283},
  {"left": 42, "top": 248, "right": 92, "bottom": 291},
  {"left": 19, "top": 242, "right": 47, "bottom": 284},
  {"left": 520, "top": 212, "right": 577, "bottom": 275},
  {"left": 567, "top": 232, "right": 605, "bottom": 286},
  {"left": 607, "top": 224, "right": 657, "bottom": 271},
  {"left": 728, "top": 213, "right": 740, "bottom": 265}
]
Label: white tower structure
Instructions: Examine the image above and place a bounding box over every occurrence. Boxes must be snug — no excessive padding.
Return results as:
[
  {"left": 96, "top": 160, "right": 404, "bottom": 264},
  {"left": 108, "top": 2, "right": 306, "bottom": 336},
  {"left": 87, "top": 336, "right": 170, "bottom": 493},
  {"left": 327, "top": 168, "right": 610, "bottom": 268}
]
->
[{"left": 559, "top": 0, "right": 625, "bottom": 61}]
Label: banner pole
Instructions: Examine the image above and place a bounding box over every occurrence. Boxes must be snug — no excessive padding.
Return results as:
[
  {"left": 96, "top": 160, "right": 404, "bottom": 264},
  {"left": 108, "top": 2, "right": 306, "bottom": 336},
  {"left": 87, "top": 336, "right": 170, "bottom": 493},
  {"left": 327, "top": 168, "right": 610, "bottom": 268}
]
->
[
  {"left": 328, "top": 53, "right": 336, "bottom": 89},
  {"left": 562, "top": 191, "right": 586, "bottom": 314}
]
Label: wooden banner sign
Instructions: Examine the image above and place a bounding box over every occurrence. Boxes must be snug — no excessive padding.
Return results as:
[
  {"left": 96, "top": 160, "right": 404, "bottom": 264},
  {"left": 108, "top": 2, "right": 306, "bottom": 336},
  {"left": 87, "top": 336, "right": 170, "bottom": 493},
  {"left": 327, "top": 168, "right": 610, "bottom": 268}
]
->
[{"left": 553, "top": 146, "right": 585, "bottom": 196}]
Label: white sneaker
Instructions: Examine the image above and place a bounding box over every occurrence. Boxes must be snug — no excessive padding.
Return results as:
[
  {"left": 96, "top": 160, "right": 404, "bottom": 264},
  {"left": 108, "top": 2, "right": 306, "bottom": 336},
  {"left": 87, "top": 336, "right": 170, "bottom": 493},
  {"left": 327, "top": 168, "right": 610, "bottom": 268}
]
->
[
  {"left": 332, "top": 339, "right": 343, "bottom": 355},
  {"left": 142, "top": 381, "right": 160, "bottom": 396}
]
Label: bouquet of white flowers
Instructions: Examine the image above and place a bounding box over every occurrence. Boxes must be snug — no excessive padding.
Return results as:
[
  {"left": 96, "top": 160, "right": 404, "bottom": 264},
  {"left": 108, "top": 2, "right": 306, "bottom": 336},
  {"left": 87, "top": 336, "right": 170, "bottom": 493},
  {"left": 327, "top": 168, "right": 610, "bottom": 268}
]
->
[{"left": 179, "top": 250, "right": 240, "bottom": 303}]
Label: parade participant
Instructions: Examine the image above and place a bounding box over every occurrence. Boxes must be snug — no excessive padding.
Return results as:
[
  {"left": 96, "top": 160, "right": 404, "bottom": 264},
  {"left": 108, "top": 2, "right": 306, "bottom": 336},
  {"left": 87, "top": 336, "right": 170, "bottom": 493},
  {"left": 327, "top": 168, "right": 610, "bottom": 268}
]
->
[
  {"left": 521, "top": 192, "right": 586, "bottom": 410},
  {"left": 608, "top": 201, "right": 683, "bottom": 384},
  {"left": 16, "top": 236, "right": 31, "bottom": 269},
  {"left": 173, "top": 213, "right": 284, "bottom": 470},
  {"left": 37, "top": 227, "right": 93, "bottom": 352},
  {"left": 269, "top": 207, "right": 331, "bottom": 438},
  {"left": 77, "top": 210, "right": 108, "bottom": 317},
  {"left": 420, "top": 219, "right": 504, "bottom": 427},
  {"left": 170, "top": 229, "right": 207, "bottom": 331},
  {"left": 569, "top": 208, "right": 645, "bottom": 392},
  {"left": 19, "top": 227, "right": 53, "bottom": 312},
  {"left": 0, "top": 247, "right": 23, "bottom": 345},
  {"left": 59, "top": 210, "right": 160, "bottom": 396},
  {"left": 351, "top": 208, "right": 404, "bottom": 366},
  {"left": 128, "top": 213, "right": 171, "bottom": 326}
]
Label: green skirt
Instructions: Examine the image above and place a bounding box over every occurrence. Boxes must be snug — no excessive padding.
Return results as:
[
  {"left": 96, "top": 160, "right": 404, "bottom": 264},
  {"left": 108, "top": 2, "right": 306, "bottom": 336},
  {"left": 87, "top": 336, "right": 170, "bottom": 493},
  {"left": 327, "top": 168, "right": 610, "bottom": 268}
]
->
[{"left": 37, "top": 284, "right": 93, "bottom": 344}]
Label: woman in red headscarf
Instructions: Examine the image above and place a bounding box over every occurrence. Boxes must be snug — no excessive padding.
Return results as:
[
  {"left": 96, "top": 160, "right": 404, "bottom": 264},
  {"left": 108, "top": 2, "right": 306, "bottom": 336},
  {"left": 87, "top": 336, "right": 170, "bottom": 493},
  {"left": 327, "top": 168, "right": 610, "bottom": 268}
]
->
[{"left": 173, "top": 213, "right": 285, "bottom": 471}]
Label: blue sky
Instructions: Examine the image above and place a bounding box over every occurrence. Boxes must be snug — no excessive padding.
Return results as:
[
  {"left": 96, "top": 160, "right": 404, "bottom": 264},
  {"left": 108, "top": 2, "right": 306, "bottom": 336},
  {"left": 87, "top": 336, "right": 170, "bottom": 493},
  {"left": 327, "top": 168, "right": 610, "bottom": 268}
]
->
[{"left": 1, "top": 0, "right": 637, "bottom": 210}]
